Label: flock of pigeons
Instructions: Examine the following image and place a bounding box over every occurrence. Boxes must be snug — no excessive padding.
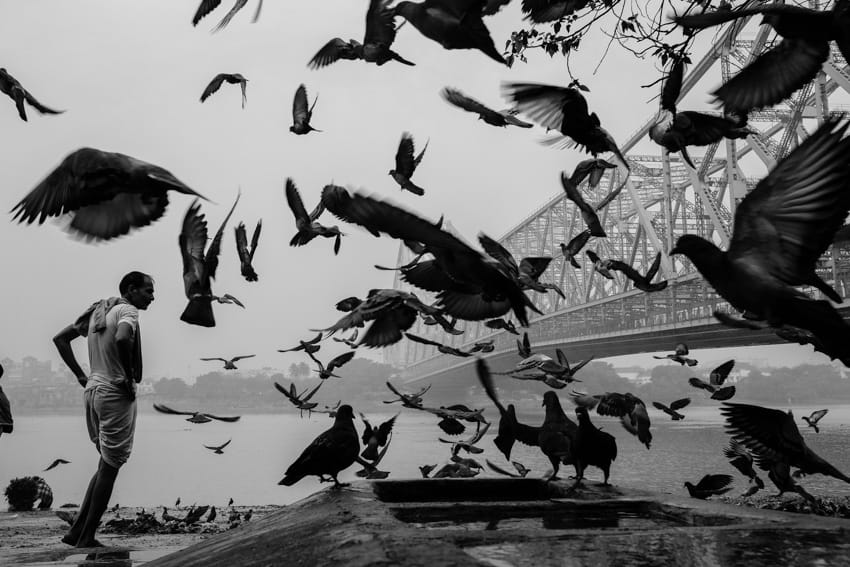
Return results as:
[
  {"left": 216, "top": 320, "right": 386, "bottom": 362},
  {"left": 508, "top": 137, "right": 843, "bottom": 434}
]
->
[{"left": 3, "top": 1, "right": 850, "bottom": 503}]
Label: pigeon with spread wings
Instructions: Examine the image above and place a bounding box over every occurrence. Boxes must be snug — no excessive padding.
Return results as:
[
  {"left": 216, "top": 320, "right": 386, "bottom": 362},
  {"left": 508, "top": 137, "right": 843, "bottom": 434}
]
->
[
  {"left": 570, "top": 391, "right": 652, "bottom": 449},
  {"left": 560, "top": 230, "right": 591, "bottom": 270},
  {"left": 441, "top": 87, "right": 533, "bottom": 128},
  {"left": 285, "top": 179, "right": 343, "bottom": 255},
  {"left": 179, "top": 194, "right": 242, "bottom": 327},
  {"left": 316, "top": 289, "right": 448, "bottom": 348},
  {"left": 394, "top": 0, "right": 507, "bottom": 65},
  {"left": 650, "top": 59, "right": 752, "bottom": 168},
  {"left": 721, "top": 402, "right": 850, "bottom": 486},
  {"left": 384, "top": 381, "right": 431, "bottom": 408},
  {"left": 360, "top": 413, "right": 398, "bottom": 461},
  {"left": 290, "top": 84, "right": 321, "bottom": 135},
  {"left": 154, "top": 403, "right": 240, "bottom": 423},
  {"left": 199, "top": 355, "right": 255, "bottom": 370},
  {"left": 307, "top": 350, "right": 355, "bottom": 379},
  {"left": 43, "top": 459, "right": 71, "bottom": 472},
  {"left": 653, "top": 343, "right": 697, "bottom": 366},
  {"left": 192, "top": 0, "right": 263, "bottom": 30},
  {"left": 652, "top": 398, "right": 690, "bottom": 421},
  {"left": 502, "top": 81, "right": 629, "bottom": 170},
  {"left": 278, "top": 332, "right": 323, "bottom": 354},
  {"left": 803, "top": 409, "right": 829, "bottom": 433},
  {"left": 724, "top": 439, "right": 765, "bottom": 497},
  {"left": 204, "top": 439, "right": 232, "bottom": 455},
  {"left": 321, "top": 186, "right": 538, "bottom": 326},
  {"left": 274, "top": 380, "right": 323, "bottom": 417},
  {"left": 389, "top": 133, "right": 428, "bottom": 196},
  {"left": 235, "top": 220, "right": 261, "bottom": 282},
  {"left": 670, "top": 118, "right": 850, "bottom": 366},
  {"left": 309, "top": 0, "right": 414, "bottom": 69},
  {"left": 674, "top": 2, "right": 850, "bottom": 115},
  {"left": 0, "top": 67, "right": 63, "bottom": 122},
  {"left": 608, "top": 253, "right": 668, "bottom": 292},
  {"left": 200, "top": 73, "right": 248, "bottom": 108},
  {"left": 405, "top": 332, "right": 472, "bottom": 358},
  {"left": 12, "top": 148, "right": 205, "bottom": 242}
]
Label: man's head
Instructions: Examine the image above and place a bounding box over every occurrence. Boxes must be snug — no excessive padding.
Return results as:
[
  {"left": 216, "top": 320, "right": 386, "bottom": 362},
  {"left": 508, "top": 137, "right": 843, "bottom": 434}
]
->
[{"left": 119, "top": 271, "right": 155, "bottom": 310}]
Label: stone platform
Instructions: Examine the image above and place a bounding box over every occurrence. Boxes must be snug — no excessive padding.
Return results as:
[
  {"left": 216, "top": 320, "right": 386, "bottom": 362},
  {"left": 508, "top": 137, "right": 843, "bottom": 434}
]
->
[{"left": 147, "top": 479, "right": 850, "bottom": 566}]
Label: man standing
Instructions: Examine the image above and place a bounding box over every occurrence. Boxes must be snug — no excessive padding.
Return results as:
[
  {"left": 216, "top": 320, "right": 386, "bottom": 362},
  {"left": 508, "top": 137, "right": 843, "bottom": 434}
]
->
[
  {"left": 53, "top": 271, "right": 154, "bottom": 548},
  {"left": 0, "top": 362, "right": 13, "bottom": 437}
]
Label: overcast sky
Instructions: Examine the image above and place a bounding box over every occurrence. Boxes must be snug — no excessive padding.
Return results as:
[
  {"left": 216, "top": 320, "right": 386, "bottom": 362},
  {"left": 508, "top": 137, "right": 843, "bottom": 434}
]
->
[{"left": 0, "top": 1, "right": 835, "bottom": 380}]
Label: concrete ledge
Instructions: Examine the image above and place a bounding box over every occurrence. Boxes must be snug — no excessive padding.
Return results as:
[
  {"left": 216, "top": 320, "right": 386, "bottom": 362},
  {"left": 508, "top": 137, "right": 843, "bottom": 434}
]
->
[{"left": 147, "top": 479, "right": 850, "bottom": 567}]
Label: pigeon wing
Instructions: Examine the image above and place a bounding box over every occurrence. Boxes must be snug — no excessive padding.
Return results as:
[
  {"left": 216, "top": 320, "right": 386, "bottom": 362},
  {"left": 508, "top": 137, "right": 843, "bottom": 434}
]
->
[
  {"left": 204, "top": 191, "right": 240, "bottom": 279},
  {"left": 395, "top": 133, "right": 416, "bottom": 177},
  {"left": 728, "top": 118, "right": 850, "bottom": 289},
  {"left": 193, "top": 0, "right": 222, "bottom": 25},
  {"left": 201, "top": 74, "right": 226, "bottom": 102}
]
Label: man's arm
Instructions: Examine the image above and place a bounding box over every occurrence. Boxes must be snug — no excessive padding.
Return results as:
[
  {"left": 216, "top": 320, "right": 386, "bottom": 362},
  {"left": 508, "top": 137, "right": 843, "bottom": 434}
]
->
[
  {"left": 115, "top": 322, "right": 136, "bottom": 400},
  {"left": 53, "top": 325, "right": 87, "bottom": 388}
]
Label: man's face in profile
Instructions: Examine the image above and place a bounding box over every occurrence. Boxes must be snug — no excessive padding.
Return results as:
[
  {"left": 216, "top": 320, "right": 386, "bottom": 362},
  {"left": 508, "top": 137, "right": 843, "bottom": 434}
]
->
[{"left": 127, "top": 276, "right": 155, "bottom": 310}]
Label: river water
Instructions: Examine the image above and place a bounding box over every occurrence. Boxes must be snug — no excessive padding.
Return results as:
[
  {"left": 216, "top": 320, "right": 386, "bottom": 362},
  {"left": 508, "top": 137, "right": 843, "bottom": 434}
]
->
[{"left": 2, "top": 404, "right": 850, "bottom": 508}]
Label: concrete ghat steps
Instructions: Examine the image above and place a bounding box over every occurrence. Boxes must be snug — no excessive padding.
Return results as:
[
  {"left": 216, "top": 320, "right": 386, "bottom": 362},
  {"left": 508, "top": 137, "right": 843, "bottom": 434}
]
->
[{"left": 147, "top": 479, "right": 850, "bottom": 567}]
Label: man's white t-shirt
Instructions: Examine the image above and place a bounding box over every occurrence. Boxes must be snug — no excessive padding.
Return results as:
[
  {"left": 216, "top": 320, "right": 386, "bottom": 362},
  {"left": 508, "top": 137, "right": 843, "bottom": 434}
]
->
[{"left": 87, "top": 303, "right": 139, "bottom": 386}]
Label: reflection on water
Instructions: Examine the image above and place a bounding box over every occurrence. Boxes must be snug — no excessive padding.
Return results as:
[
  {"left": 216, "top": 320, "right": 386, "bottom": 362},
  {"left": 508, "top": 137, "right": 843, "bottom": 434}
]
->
[
  {"left": 2, "top": 404, "right": 850, "bottom": 507},
  {"left": 467, "top": 528, "right": 850, "bottom": 567}
]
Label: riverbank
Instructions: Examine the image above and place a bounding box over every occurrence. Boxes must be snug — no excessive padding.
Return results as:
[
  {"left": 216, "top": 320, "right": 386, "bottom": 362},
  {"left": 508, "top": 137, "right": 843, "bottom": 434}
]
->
[
  {"left": 0, "top": 505, "right": 279, "bottom": 566},
  {"left": 4, "top": 485, "right": 850, "bottom": 566}
]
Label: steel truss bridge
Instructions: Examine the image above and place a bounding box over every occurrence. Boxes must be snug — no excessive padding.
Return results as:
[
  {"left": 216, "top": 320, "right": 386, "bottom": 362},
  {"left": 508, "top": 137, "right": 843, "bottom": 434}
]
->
[{"left": 384, "top": 2, "right": 850, "bottom": 384}]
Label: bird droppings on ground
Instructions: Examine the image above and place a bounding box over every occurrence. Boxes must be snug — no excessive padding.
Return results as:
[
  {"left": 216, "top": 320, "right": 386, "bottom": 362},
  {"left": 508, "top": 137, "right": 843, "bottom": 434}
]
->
[
  {"left": 722, "top": 494, "right": 850, "bottom": 519},
  {"left": 0, "top": 505, "right": 278, "bottom": 565}
]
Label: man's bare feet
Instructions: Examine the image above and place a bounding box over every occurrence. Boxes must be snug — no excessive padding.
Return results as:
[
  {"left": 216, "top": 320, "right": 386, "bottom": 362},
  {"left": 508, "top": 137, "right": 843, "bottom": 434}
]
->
[{"left": 74, "top": 538, "right": 104, "bottom": 548}]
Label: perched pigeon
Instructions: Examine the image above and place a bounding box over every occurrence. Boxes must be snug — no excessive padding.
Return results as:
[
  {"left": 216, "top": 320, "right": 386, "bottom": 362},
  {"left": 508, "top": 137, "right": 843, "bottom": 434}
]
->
[
  {"left": 278, "top": 404, "right": 360, "bottom": 488},
  {"left": 574, "top": 406, "right": 617, "bottom": 485},
  {"left": 684, "top": 474, "right": 733, "bottom": 499}
]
